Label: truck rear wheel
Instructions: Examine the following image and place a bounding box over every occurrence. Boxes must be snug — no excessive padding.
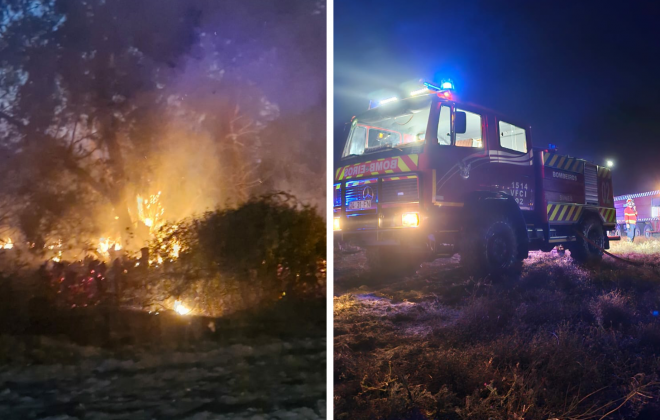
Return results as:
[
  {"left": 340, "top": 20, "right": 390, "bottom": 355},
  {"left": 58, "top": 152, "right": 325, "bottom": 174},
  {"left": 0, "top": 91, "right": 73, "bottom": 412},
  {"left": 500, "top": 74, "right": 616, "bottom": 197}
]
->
[
  {"left": 460, "top": 215, "right": 523, "bottom": 275},
  {"left": 644, "top": 224, "right": 653, "bottom": 238},
  {"left": 569, "top": 217, "right": 604, "bottom": 263}
]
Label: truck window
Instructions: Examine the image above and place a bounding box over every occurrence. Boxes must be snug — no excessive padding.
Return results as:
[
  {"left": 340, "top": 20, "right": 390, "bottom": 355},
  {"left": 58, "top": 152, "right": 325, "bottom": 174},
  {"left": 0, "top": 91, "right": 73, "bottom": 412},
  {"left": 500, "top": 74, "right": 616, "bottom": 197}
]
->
[
  {"left": 455, "top": 108, "right": 483, "bottom": 148},
  {"left": 341, "top": 95, "right": 432, "bottom": 158},
  {"left": 499, "top": 121, "right": 527, "bottom": 153},
  {"left": 438, "top": 105, "right": 451, "bottom": 145}
]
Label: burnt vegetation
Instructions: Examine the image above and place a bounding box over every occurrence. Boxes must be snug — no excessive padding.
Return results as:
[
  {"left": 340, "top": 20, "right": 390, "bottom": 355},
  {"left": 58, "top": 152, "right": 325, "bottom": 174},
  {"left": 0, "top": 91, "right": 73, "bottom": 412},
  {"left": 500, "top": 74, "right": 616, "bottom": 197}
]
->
[
  {"left": 334, "top": 241, "right": 660, "bottom": 419},
  {"left": 0, "top": 0, "right": 326, "bottom": 328}
]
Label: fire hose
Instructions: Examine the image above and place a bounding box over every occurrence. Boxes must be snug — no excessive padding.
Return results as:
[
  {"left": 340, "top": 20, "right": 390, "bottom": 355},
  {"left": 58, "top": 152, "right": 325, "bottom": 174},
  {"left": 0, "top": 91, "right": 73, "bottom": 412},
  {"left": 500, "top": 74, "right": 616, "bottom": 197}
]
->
[{"left": 573, "top": 228, "right": 650, "bottom": 267}]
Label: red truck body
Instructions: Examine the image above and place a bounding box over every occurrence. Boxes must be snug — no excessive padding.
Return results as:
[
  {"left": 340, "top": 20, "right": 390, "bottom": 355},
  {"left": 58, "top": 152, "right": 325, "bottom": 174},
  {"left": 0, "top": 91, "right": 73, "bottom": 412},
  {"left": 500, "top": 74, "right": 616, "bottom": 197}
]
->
[{"left": 334, "top": 89, "right": 616, "bottom": 270}]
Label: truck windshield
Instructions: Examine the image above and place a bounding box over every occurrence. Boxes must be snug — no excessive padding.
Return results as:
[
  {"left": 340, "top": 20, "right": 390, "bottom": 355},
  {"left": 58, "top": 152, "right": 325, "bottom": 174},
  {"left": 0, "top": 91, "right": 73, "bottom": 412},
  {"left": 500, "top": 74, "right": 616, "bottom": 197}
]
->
[{"left": 342, "top": 95, "right": 432, "bottom": 158}]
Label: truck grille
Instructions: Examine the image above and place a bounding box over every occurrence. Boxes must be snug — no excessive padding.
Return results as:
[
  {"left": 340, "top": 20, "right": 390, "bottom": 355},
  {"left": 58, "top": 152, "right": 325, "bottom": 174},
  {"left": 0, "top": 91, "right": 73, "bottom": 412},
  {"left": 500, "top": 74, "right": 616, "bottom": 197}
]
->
[
  {"left": 380, "top": 176, "right": 419, "bottom": 203},
  {"left": 584, "top": 163, "right": 598, "bottom": 205},
  {"left": 345, "top": 179, "right": 378, "bottom": 208}
]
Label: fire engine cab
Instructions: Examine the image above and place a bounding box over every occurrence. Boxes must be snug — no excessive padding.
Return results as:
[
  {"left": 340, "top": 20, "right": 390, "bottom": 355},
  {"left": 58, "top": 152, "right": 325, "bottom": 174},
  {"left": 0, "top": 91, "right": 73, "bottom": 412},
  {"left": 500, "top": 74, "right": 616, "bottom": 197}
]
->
[{"left": 334, "top": 81, "right": 617, "bottom": 273}]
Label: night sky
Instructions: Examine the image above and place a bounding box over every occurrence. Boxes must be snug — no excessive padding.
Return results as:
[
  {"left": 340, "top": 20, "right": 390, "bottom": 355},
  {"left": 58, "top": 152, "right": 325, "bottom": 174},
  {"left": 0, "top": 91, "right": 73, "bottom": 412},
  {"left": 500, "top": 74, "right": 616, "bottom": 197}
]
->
[{"left": 334, "top": 0, "right": 660, "bottom": 194}]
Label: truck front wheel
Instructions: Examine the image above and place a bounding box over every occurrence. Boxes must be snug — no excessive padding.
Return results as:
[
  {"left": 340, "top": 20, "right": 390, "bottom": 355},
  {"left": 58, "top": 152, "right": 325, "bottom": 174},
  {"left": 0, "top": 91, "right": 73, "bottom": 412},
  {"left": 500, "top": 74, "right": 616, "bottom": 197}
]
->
[
  {"left": 460, "top": 215, "right": 523, "bottom": 275},
  {"left": 569, "top": 217, "right": 604, "bottom": 263}
]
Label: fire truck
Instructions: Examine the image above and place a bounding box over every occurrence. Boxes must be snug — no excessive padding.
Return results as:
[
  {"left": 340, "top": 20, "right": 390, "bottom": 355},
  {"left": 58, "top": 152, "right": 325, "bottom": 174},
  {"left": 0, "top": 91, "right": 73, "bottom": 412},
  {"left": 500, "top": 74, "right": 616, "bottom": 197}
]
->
[
  {"left": 333, "top": 81, "right": 617, "bottom": 273},
  {"left": 613, "top": 190, "right": 660, "bottom": 238}
]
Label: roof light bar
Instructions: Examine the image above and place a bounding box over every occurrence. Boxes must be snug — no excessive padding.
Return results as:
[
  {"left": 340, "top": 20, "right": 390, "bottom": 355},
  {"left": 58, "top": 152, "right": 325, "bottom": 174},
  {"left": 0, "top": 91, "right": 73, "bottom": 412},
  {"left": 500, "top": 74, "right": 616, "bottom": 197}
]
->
[
  {"left": 379, "top": 96, "right": 399, "bottom": 105},
  {"left": 410, "top": 87, "right": 430, "bottom": 96},
  {"left": 424, "top": 79, "right": 455, "bottom": 92}
]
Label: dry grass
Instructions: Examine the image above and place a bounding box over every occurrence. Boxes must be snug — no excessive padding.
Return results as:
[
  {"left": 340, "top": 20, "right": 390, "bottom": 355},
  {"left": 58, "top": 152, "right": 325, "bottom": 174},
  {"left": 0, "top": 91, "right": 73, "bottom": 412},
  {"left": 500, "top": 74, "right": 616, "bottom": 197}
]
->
[{"left": 334, "top": 245, "right": 660, "bottom": 419}]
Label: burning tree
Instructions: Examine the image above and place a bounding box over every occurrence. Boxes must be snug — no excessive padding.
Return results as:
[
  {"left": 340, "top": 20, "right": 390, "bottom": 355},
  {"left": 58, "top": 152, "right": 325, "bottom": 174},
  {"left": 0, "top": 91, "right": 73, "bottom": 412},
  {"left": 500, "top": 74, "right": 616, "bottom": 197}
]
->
[{"left": 0, "top": 0, "right": 325, "bottom": 256}]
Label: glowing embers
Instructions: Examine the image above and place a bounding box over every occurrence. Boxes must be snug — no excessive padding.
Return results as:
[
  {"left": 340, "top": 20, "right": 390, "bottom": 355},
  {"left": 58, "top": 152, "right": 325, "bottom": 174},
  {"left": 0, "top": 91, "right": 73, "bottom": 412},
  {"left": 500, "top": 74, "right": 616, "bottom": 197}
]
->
[
  {"left": 137, "top": 192, "right": 165, "bottom": 233},
  {"left": 1, "top": 238, "right": 12, "bottom": 249},
  {"left": 173, "top": 300, "right": 191, "bottom": 315},
  {"left": 98, "top": 237, "right": 122, "bottom": 255}
]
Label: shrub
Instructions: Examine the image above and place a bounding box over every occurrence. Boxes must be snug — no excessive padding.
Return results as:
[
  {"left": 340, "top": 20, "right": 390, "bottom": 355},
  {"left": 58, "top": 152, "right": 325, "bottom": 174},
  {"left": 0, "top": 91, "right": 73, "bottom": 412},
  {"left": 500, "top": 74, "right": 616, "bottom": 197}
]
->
[
  {"left": 589, "top": 290, "right": 636, "bottom": 329},
  {"left": 149, "top": 193, "right": 325, "bottom": 316}
]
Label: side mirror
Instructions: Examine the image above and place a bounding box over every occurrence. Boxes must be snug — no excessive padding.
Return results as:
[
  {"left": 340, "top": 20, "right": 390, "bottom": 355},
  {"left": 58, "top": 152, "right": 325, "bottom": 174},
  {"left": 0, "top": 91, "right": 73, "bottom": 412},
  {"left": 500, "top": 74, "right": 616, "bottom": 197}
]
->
[{"left": 455, "top": 111, "right": 467, "bottom": 134}]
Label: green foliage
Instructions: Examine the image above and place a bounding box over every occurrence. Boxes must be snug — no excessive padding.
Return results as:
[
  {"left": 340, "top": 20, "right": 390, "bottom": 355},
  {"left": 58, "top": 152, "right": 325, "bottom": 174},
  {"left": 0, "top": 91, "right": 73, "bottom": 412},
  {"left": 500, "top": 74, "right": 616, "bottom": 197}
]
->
[{"left": 149, "top": 193, "right": 325, "bottom": 315}]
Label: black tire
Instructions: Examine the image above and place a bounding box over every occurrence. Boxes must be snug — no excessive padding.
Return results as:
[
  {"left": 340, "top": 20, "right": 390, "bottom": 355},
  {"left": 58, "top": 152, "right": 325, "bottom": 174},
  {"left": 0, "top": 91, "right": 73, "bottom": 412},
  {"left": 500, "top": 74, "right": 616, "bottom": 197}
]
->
[
  {"left": 644, "top": 225, "right": 653, "bottom": 238},
  {"left": 569, "top": 217, "right": 604, "bottom": 263},
  {"left": 460, "top": 215, "right": 523, "bottom": 275}
]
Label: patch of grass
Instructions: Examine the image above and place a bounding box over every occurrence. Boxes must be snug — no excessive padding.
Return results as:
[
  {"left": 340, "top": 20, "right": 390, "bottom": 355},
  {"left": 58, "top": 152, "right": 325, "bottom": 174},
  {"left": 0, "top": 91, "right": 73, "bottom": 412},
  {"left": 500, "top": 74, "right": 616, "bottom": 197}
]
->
[{"left": 335, "top": 247, "right": 660, "bottom": 419}]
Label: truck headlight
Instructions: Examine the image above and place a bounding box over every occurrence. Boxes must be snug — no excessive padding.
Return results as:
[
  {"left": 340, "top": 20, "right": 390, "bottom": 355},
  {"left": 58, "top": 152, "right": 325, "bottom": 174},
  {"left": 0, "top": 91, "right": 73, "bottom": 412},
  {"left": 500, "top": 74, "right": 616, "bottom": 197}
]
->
[
  {"left": 401, "top": 212, "right": 419, "bottom": 228},
  {"left": 333, "top": 218, "right": 341, "bottom": 231}
]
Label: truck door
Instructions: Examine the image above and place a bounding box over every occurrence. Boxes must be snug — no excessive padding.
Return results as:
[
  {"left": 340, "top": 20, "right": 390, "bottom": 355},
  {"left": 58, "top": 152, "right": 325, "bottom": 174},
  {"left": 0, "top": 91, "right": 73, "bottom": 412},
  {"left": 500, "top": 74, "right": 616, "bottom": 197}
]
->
[
  {"left": 488, "top": 117, "right": 535, "bottom": 211},
  {"left": 432, "top": 103, "right": 490, "bottom": 206}
]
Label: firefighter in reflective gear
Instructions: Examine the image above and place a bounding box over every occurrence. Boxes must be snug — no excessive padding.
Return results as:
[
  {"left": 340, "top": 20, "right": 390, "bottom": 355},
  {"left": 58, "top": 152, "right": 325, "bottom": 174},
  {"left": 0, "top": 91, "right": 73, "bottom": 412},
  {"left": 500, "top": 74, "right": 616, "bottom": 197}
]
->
[{"left": 624, "top": 198, "right": 638, "bottom": 242}]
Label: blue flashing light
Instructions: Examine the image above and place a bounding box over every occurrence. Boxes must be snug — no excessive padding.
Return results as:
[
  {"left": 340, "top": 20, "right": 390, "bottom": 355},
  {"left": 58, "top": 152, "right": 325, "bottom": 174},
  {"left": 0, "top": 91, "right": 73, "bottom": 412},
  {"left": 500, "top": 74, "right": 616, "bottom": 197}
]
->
[
  {"left": 548, "top": 143, "right": 557, "bottom": 150},
  {"left": 441, "top": 81, "right": 454, "bottom": 90},
  {"left": 653, "top": 310, "right": 659, "bottom": 317}
]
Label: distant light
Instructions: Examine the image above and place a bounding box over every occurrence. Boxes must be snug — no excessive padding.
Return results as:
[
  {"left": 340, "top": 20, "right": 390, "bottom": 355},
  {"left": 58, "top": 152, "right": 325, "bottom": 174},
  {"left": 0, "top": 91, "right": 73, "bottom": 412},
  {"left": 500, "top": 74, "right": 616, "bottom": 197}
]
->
[
  {"left": 606, "top": 160, "right": 614, "bottom": 168},
  {"left": 379, "top": 97, "right": 398, "bottom": 105},
  {"left": 333, "top": 218, "right": 341, "bottom": 231},
  {"left": 410, "top": 87, "right": 430, "bottom": 96}
]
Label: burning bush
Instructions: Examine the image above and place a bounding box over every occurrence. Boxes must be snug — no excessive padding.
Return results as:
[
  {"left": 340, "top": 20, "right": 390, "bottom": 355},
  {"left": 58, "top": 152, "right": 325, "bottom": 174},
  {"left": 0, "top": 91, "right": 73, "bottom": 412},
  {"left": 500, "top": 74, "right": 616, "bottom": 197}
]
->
[{"left": 147, "top": 193, "right": 325, "bottom": 316}]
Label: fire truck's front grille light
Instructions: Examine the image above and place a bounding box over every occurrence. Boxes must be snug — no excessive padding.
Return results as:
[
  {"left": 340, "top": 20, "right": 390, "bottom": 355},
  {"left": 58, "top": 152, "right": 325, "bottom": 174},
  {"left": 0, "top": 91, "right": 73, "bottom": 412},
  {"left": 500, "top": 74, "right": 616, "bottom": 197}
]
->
[
  {"left": 333, "top": 218, "right": 341, "bottom": 231},
  {"left": 333, "top": 184, "right": 342, "bottom": 207},
  {"left": 401, "top": 212, "right": 420, "bottom": 228}
]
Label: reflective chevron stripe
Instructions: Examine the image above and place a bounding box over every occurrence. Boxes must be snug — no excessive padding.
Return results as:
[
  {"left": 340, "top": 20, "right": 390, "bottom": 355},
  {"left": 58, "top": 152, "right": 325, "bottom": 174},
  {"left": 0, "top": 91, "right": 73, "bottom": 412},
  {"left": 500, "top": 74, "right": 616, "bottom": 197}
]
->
[
  {"left": 543, "top": 153, "right": 584, "bottom": 173},
  {"left": 547, "top": 203, "right": 616, "bottom": 223},
  {"left": 598, "top": 207, "right": 616, "bottom": 223},
  {"left": 547, "top": 203, "right": 583, "bottom": 222}
]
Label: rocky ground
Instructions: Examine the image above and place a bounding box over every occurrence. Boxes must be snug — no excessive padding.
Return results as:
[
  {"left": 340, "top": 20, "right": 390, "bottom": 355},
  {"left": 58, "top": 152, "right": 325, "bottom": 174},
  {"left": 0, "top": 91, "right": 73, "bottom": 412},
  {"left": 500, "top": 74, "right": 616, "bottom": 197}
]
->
[
  {"left": 0, "top": 334, "right": 325, "bottom": 420},
  {"left": 334, "top": 240, "right": 660, "bottom": 419}
]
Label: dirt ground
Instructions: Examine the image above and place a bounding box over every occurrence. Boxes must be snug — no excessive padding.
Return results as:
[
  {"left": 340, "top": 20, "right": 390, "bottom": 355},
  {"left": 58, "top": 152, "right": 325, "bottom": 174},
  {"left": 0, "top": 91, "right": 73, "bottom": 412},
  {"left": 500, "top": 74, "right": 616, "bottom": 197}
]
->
[
  {"left": 334, "top": 240, "right": 660, "bottom": 420},
  {"left": 0, "top": 335, "right": 325, "bottom": 420}
]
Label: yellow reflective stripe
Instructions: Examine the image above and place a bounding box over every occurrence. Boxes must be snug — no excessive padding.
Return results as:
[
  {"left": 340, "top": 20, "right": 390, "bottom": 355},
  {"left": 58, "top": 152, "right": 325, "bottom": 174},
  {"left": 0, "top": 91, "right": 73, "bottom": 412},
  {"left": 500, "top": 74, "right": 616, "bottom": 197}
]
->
[
  {"left": 557, "top": 156, "right": 566, "bottom": 169},
  {"left": 550, "top": 205, "right": 561, "bottom": 221},
  {"left": 548, "top": 154, "right": 559, "bottom": 167},
  {"left": 397, "top": 157, "right": 410, "bottom": 172},
  {"left": 563, "top": 158, "right": 573, "bottom": 170},
  {"left": 573, "top": 207, "right": 582, "bottom": 221},
  {"left": 571, "top": 160, "right": 580, "bottom": 172},
  {"left": 558, "top": 205, "right": 568, "bottom": 221},
  {"left": 566, "top": 205, "right": 576, "bottom": 221},
  {"left": 544, "top": 153, "right": 551, "bottom": 164}
]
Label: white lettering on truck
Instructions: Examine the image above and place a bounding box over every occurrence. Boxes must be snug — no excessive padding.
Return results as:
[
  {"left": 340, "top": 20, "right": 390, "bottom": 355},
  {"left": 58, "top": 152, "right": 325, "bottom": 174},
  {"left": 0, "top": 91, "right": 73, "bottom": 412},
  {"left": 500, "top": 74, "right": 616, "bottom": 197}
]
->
[
  {"left": 552, "top": 171, "right": 577, "bottom": 181},
  {"left": 345, "top": 158, "right": 398, "bottom": 177}
]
